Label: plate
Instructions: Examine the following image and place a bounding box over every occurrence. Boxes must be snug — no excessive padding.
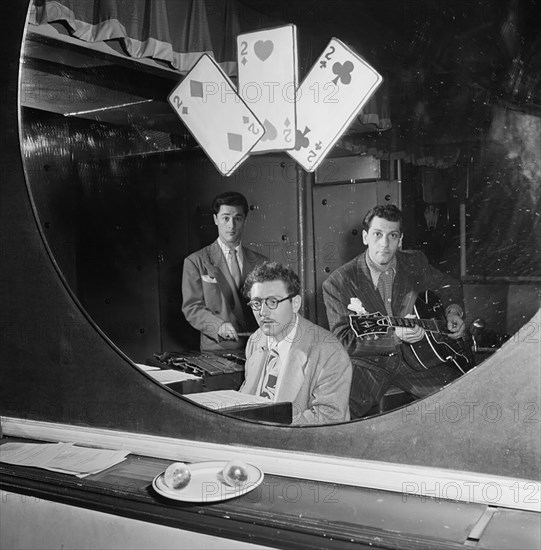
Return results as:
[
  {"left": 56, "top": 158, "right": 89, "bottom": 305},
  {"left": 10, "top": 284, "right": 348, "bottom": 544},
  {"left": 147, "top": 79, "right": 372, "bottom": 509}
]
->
[{"left": 152, "top": 460, "right": 264, "bottom": 502}]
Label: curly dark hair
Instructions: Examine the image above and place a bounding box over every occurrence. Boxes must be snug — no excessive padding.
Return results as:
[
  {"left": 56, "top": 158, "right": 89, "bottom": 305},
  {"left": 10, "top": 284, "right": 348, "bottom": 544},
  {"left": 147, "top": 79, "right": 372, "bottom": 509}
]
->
[
  {"left": 212, "top": 191, "right": 249, "bottom": 216},
  {"left": 362, "top": 204, "right": 403, "bottom": 233},
  {"left": 243, "top": 261, "right": 301, "bottom": 298}
]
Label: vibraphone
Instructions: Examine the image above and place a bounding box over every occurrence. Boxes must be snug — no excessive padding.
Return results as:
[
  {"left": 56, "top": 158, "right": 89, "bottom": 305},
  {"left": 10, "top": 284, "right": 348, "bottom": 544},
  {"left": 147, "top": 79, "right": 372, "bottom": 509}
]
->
[
  {"left": 145, "top": 351, "right": 292, "bottom": 424},
  {"left": 146, "top": 351, "right": 245, "bottom": 394}
]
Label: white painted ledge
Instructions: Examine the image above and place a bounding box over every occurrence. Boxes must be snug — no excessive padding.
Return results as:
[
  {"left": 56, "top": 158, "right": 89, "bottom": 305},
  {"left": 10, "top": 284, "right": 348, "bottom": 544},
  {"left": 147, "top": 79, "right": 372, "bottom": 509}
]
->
[{"left": 2, "top": 416, "right": 539, "bottom": 513}]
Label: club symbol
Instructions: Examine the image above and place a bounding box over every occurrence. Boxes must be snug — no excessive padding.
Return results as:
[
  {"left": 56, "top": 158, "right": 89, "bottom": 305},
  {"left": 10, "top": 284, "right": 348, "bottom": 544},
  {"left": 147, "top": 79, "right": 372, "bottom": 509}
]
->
[
  {"left": 332, "top": 61, "right": 354, "bottom": 85},
  {"left": 319, "top": 60, "right": 327, "bottom": 69},
  {"left": 294, "top": 127, "right": 311, "bottom": 151}
]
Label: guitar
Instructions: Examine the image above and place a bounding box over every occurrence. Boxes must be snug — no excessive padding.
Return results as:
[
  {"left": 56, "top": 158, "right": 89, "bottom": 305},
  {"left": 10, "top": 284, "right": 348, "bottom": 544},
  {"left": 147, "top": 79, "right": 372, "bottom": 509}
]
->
[{"left": 349, "top": 291, "right": 475, "bottom": 374}]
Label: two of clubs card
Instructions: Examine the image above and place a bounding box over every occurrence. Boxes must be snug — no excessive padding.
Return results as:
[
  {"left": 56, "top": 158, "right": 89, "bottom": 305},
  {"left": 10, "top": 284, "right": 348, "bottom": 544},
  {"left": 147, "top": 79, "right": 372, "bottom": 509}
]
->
[
  {"left": 288, "top": 38, "right": 383, "bottom": 172},
  {"left": 168, "top": 27, "right": 382, "bottom": 176}
]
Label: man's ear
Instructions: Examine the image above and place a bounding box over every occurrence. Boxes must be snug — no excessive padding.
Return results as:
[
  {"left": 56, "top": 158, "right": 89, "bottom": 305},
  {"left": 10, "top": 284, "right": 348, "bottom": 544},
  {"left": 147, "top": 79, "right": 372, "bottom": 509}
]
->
[
  {"left": 399, "top": 233, "right": 404, "bottom": 249},
  {"left": 213, "top": 214, "right": 218, "bottom": 226},
  {"left": 292, "top": 295, "right": 302, "bottom": 314},
  {"left": 362, "top": 230, "right": 368, "bottom": 245}
]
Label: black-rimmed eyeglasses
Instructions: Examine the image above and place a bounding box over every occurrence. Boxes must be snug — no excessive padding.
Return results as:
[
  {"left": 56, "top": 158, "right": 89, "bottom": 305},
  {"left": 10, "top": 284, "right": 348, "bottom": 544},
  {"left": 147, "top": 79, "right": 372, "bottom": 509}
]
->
[{"left": 247, "top": 294, "right": 295, "bottom": 311}]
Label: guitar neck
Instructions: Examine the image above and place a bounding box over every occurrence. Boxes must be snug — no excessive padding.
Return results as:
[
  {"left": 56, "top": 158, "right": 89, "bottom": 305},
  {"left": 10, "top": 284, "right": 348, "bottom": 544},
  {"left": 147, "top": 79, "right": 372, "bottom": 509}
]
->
[{"left": 387, "top": 316, "right": 447, "bottom": 334}]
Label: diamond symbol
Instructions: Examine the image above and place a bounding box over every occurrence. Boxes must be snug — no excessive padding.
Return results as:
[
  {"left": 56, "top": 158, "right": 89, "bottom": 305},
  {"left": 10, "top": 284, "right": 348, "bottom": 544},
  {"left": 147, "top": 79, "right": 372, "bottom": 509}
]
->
[
  {"left": 228, "top": 133, "right": 243, "bottom": 152},
  {"left": 190, "top": 80, "right": 204, "bottom": 98},
  {"left": 285, "top": 118, "right": 290, "bottom": 127}
]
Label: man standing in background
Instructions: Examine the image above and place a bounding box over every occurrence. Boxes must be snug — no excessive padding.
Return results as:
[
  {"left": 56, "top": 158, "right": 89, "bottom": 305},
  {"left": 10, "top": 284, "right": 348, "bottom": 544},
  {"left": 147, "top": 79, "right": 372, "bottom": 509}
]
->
[{"left": 182, "top": 191, "right": 267, "bottom": 352}]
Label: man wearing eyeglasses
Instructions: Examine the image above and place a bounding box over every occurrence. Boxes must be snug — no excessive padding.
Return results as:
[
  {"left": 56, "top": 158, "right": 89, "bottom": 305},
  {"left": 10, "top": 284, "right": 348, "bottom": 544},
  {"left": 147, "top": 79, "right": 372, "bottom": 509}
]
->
[
  {"left": 240, "top": 261, "right": 352, "bottom": 425},
  {"left": 182, "top": 191, "right": 267, "bottom": 352}
]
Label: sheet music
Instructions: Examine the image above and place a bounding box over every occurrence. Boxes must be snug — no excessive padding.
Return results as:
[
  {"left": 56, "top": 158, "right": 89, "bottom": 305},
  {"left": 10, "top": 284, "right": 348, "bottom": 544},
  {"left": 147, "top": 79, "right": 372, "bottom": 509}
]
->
[
  {"left": 144, "top": 369, "right": 201, "bottom": 384},
  {"left": 184, "top": 390, "right": 270, "bottom": 410},
  {"left": 0, "top": 441, "right": 129, "bottom": 478}
]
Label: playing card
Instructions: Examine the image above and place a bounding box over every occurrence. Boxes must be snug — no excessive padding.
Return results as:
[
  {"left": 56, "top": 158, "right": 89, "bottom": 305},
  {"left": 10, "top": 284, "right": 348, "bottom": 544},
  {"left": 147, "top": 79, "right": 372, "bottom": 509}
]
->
[
  {"left": 168, "top": 54, "right": 264, "bottom": 177},
  {"left": 288, "top": 38, "right": 383, "bottom": 172},
  {"left": 237, "top": 24, "right": 298, "bottom": 153}
]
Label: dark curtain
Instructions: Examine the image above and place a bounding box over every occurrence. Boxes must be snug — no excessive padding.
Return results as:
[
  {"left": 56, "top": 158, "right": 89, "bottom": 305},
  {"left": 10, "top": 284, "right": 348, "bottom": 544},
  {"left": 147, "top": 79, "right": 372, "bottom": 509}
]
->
[{"left": 28, "top": 0, "right": 224, "bottom": 73}]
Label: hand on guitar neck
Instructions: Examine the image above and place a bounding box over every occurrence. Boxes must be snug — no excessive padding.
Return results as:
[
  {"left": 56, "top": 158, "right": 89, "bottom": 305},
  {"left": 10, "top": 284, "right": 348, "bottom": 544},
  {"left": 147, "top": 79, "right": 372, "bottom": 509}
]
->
[
  {"left": 393, "top": 311, "right": 464, "bottom": 344},
  {"left": 394, "top": 315, "right": 426, "bottom": 343},
  {"left": 349, "top": 291, "right": 475, "bottom": 374}
]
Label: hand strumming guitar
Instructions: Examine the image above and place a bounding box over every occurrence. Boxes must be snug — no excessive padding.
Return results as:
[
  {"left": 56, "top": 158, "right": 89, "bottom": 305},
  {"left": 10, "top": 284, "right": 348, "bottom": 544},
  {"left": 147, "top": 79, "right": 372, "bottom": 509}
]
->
[{"left": 446, "top": 311, "right": 465, "bottom": 339}]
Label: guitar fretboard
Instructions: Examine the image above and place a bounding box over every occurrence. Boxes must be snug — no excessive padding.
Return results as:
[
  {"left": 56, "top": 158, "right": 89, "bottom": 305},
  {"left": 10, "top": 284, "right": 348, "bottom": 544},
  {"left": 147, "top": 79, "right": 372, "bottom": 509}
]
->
[{"left": 385, "top": 316, "right": 447, "bottom": 333}]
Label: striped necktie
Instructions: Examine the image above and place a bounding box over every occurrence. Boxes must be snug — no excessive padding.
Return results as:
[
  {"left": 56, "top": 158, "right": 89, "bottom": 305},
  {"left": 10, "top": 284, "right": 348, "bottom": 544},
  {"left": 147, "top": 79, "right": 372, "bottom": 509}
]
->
[{"left": 260, "top": 348, "right": 280, "bottom": 400}]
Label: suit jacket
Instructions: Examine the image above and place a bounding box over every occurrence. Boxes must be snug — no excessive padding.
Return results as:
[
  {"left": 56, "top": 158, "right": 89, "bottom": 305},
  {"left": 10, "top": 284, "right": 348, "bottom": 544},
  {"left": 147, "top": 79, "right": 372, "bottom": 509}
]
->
[
  {"left": 240, "top": 315, "right": 352, "bottom": 425},
  {"left": 322, "top": 250, "right": 464, "bottom": 358},
  {"left": 182, "top": 240, "right": 267, "bottom": 352}
]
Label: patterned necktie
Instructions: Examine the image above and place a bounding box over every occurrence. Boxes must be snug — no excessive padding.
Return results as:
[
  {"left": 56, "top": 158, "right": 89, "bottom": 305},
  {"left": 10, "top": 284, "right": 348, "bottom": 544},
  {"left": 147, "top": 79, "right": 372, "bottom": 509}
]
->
[
  {"left": 260, "top": 348, "right": 280, "bottom": 400},
  {"left": 377, "top": 269, "right": 394, "bottom": 316},
  {"left": 229, "top": 249, "right": 241, "bottom": 288}
]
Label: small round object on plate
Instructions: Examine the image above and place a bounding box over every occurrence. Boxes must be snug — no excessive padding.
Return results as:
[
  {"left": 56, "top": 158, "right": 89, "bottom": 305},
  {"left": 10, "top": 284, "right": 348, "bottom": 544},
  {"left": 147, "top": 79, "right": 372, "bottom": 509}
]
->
[
  {"left": 163, "top": 462, "right": 191, "bottom": 489},
  {"left": 222, "top": 460, "right": 249, "bottom": 487}
]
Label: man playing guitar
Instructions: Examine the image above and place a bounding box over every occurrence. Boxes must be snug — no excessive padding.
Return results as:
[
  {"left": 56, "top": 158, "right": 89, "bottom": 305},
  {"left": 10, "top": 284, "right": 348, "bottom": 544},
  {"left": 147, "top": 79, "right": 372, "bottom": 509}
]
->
[{"left": 323, "top": 204, "right": 467, "bottom": 419}]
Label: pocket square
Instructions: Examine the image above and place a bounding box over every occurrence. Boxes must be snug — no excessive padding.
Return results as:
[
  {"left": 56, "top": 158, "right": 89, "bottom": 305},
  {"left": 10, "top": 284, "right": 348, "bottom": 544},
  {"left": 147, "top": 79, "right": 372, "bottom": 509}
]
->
[{"left": 202, "top": 274, "right": 218, "bottom": 283}]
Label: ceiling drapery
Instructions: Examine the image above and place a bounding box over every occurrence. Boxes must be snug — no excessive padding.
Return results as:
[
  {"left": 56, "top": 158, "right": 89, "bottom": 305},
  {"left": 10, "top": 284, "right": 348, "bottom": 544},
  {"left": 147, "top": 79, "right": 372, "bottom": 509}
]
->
[
  {"left": 28, "top": 0, "right": 223, "bottom": 73},
  {"left": 27, "top": 0, "right": 391, "bottom": 139}
]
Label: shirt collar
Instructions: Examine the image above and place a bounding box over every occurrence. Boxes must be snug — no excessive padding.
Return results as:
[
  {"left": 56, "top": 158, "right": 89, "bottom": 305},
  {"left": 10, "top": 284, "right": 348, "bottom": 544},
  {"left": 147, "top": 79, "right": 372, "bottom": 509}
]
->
[
  {"left": 267, "top": 314, "right": 298, "bottom": 357},
  {"left": 217, "top": 239, "right": 242, "bottom": 258},
  {"left": 365, "top": 251, "right": 397, "bottom": 275},
  {"left": 365, "top": 252, "right": 397, "bottom": 287}
]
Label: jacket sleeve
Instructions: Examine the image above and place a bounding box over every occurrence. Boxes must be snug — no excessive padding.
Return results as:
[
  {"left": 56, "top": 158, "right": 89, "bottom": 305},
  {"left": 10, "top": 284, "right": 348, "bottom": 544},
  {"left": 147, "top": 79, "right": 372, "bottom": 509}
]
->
[
  {"left": 408, "top": 251, "right": 464, "bottom": 312},
  {"left": 322, "top": 270, "right": 398, "bottom": 358},
  {"left": 295, "top": 344, "right": 352, "bottom": 425},
  {"left": 181, "top": 255, "right": 224, "bottom": 342}
]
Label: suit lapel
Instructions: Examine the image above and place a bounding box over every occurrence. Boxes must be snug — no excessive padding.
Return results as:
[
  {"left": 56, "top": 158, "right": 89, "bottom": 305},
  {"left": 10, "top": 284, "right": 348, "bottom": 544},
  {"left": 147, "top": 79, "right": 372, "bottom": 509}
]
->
[
  {"left": 205, "top": 241, "right": 246, "bottom": 322},
  {"left": 275, "top": 347, "right": 306, "bottom": 402},
  {"left": 243, "top": 343, "right": 268, "bottom": 395},
  {"left": 274, "top": 317, "right": 310, "bottom": 403},
  {"left": 393, "top": 254, "right": 418, "bottom": 316}
]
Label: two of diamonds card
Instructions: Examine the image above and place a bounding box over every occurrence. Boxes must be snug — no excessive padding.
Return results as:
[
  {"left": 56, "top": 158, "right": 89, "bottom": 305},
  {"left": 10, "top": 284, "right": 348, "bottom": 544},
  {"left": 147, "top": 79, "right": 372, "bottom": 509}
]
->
[
  {"left": 288, "top": 38, "right": 383, "bottom": 172},
  {"left": 237, "top": 24, "right": 298, "bottom": 153},
  {"left": 168, "top": 54, "right": 264, "bottom": 177}
]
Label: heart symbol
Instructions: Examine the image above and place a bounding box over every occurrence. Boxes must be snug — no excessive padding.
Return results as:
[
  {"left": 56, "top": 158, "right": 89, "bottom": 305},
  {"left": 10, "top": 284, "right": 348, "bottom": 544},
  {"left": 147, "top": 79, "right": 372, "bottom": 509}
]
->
[{"left": 254, "top": 40, "right": 274, "bottom": 62}]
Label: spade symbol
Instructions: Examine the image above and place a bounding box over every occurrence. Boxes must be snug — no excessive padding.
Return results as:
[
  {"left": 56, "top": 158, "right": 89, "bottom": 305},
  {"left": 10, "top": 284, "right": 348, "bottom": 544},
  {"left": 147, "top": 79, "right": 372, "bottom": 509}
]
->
[{"left": 260, "top": 119, "right": 278, "bottom": 142}]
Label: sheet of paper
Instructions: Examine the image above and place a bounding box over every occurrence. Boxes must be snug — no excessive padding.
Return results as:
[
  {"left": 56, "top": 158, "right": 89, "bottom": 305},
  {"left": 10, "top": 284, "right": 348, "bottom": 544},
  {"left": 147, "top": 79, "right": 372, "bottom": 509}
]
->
[
  {"left": 168, "top": 54, "right": 264, "bottom": 176},
  {"left": 147, "top": 369, "right": 201, "bottom": 384},
  {"left": 134, "top": 362, "right": 161, "bottom": 371},
  {"left": 184, "top": 389, "right": 270, "bottom": 410},
  {"left": 0, "top": 441, "right": 129, "bottom": 478},
  {"left": 237, "top": 24, "right": 298, "bottom": 152},
  {"left": 288, "top": 38, "right": 383, "bottom": 172}
]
